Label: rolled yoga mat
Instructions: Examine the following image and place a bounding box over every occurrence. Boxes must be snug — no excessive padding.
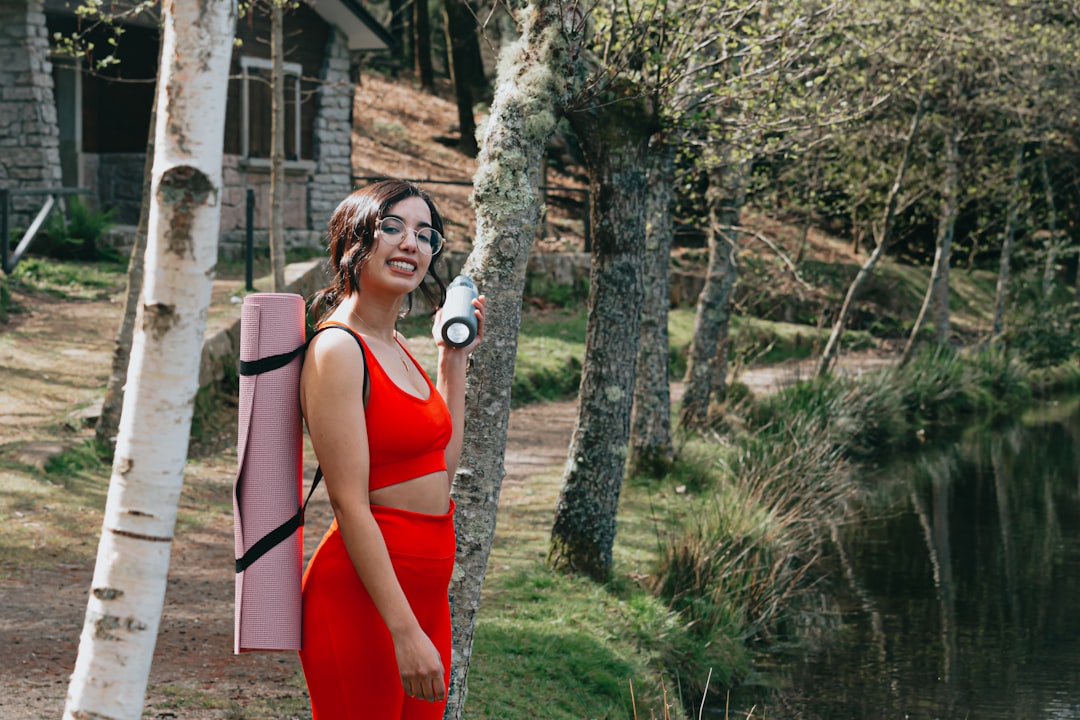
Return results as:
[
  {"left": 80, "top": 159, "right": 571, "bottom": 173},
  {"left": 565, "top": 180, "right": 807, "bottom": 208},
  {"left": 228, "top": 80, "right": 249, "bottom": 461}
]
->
[{"left": 233, "top": 293, "right": 307, "bottom": 653}]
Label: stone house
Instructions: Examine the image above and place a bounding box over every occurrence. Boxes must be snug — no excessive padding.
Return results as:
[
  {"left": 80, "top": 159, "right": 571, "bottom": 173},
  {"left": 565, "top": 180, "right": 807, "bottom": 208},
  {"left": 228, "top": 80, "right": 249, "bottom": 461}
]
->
[{"left": 0, "top": 0, "right": 391, "bottom": 257}]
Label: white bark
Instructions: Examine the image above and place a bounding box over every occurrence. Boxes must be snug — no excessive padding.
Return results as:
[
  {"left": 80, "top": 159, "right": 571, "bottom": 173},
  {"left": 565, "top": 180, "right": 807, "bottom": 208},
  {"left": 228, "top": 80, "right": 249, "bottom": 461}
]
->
[{"left": 64, "top": 2, "right": 235, "bottom": 718}]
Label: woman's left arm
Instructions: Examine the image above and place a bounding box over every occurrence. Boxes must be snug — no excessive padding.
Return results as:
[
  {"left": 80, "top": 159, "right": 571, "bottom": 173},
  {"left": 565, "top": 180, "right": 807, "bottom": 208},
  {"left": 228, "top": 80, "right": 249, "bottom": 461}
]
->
[{"left": 436, "top": 295, "right": 485, "bottom": 481}]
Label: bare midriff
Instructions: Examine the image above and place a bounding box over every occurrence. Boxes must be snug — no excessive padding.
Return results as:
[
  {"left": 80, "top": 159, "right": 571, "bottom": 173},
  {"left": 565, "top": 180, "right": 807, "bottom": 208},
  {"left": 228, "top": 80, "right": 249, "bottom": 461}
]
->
[{"left": 368, "top": 470, "right": 451, "bottom": 515}]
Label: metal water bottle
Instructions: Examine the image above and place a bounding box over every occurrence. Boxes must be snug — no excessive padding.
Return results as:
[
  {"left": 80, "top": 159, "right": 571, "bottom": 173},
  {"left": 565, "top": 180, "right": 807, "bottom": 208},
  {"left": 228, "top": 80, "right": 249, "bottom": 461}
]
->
[{"left": 440, "top": 275, "right": 479, "bottom": 348}]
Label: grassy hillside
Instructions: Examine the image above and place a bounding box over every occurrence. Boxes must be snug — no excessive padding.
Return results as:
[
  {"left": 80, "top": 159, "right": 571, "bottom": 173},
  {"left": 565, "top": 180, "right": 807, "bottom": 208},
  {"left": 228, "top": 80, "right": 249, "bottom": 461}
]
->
[
  {"left": 350, "top": 73, "right": 589, "bottom": 255},
  {"left": 357, "top": 71, "right": 997, "bottom": 383}
]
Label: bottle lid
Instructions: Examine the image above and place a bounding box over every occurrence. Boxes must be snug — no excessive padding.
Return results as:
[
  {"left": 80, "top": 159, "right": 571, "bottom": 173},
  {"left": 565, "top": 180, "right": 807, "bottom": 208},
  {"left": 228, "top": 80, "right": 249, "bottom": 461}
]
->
[{"left": 445, "top": 321, "right": 473, "bottom": 346}]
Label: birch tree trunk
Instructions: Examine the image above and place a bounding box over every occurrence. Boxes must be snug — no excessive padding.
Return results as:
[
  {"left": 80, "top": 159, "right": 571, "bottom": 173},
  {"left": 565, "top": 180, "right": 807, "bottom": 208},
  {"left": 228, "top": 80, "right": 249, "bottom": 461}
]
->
[
  {"left": 445, "top": 4, "right": 581, "bottom": 715},
  {"left": 269, "top": 1, "right": 287, "bottom": 291},
  {"left": 818, "top": 96, "right": 925, "bottom": 378},
  {"left": 64, "top": 2, "right": 235, "bottom": 717},
  {"left": 549, "top": 92, "right": 653, "bottom": 582},
  {"left": 628, "top": 134, "right": 675, "bottom": 477},
  {"left": 902, "top": 129, "right": 959, "bottom": 364},
  {"left": 678, "top": 161, "right": 745, "bottom": 430},
  {"left": 96, "top": 72, "right": 158, "bottom": 451},
  {"left": 992, "top": 142, "right": 1024, "bottom": 340}
]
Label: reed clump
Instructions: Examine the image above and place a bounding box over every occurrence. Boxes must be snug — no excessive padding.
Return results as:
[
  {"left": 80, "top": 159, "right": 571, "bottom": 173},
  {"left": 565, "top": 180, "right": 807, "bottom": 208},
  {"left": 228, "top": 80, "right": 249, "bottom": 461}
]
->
[{"left": 650, "top": 343, "right": 1037, "bottom": 705}]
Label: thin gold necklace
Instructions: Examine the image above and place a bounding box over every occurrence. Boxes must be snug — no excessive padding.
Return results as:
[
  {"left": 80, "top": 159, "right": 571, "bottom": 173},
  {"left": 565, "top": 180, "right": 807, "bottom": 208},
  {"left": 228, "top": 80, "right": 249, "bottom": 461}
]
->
[{"left": 348, "top": 309, "right": 411, "bottom": 373}]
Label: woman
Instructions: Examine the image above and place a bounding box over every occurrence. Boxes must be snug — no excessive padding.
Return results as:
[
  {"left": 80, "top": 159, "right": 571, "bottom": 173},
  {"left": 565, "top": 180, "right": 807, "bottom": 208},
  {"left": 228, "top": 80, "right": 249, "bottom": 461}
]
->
[{"left": 298, "top": 180, "right": 484, "bottom": 719}]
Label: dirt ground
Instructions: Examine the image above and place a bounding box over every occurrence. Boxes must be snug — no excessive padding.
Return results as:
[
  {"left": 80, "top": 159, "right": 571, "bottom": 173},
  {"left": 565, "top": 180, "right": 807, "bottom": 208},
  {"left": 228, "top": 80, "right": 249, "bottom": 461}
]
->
[{"left": 0, "top": 277, "right": 896, "bottom": 719}]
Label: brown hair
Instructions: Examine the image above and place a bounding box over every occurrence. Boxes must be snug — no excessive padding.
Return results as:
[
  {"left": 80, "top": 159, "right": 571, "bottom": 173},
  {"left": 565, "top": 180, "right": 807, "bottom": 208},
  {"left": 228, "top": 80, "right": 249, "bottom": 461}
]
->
[{"left": 310, "top": 179, "right": 448, "bottom": 322}]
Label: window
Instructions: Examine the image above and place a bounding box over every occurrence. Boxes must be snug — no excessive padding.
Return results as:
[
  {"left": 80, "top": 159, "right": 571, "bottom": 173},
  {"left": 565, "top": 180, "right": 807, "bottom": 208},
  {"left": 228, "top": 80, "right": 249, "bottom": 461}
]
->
[{"left": 240, "top": 56, "right": 302, "bottom": 161}]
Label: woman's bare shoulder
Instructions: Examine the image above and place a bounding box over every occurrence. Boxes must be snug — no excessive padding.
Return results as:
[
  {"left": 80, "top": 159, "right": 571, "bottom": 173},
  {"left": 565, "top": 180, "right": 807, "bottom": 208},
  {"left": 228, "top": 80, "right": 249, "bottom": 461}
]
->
[{"left": 303, "top": 325, "right": 367, "bottom": 394}]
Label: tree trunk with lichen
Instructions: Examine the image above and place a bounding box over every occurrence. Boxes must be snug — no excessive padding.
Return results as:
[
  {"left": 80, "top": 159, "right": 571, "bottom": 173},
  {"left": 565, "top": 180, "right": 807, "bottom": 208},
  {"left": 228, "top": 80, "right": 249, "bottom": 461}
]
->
[
  {"left": 628, "top": 134, "right": 675, "bottom": 477},
  {"left": 548, "top": 92, "right": 654, "bottom": 583},
  {"left": 63, "top": 2, "right": 235, "bottom": 718},
  {"left": 445, "top": 3, "right": 581, "bottom": 716},
  {"left": 678, "top": 161, "right": 744, "bottom": 431}
]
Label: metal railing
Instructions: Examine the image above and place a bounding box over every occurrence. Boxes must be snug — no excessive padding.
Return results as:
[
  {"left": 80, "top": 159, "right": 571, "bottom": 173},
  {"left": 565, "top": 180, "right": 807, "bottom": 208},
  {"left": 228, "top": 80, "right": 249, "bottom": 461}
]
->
[
  {"left": 1, "top": 187, "right": 91, "bottom": 273},
  {"left": 351, "top": 176, "right": 591, "bottom": 252}
]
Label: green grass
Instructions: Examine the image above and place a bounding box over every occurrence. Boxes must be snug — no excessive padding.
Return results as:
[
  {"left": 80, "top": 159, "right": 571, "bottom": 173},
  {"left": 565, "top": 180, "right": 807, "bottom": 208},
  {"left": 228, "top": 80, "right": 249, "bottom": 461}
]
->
[
  {"left": 9, "top": 257, "right": 126, "bottom": 299},
  {"left": 0, "top": 440, "right": 109, "bottom": 579},
  {"left": 468, "top": 464, "right": 729, "bottom": 720},
  {"left": 468, "top": 568, "right": 691, "bottom": 720}
]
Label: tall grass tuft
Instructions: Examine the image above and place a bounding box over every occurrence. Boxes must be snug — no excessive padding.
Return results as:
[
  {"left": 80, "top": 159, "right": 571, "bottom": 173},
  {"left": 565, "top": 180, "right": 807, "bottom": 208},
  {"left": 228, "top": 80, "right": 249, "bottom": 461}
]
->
[
  {"left": 743, "top": 371, "right": 907, "bottom": 459},
  {"left": 891, "top": 345, "right": 972, "bottom": 426},
  {"left": 650, "top": 338, "right": 1047, "bottom": 711},
  {"left": 1029, "top": 360, "right": 1080, "bottom": 395},
  {"left": 652, "top": 409, "right": 856, "bottom": 703},
  {"left": 964, "top": 343, "right": 1031, "bottom": 411}
]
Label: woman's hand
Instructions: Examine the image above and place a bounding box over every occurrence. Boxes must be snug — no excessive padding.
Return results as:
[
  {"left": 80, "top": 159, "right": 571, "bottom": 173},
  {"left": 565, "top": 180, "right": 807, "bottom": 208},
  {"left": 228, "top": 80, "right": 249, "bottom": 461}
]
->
[
  {"left": 433, "top": 294, "right": 486, "bottom": 355},
  {"left": 392, "top": 627, "right": 446, "bottom": 702}
]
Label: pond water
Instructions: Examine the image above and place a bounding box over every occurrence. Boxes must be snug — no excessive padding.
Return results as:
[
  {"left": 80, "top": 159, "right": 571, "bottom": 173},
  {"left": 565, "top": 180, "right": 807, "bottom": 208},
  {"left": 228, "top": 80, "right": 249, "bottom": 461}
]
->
[{"left": 761, "top": 397, "right": 1080, "bottom": 719}]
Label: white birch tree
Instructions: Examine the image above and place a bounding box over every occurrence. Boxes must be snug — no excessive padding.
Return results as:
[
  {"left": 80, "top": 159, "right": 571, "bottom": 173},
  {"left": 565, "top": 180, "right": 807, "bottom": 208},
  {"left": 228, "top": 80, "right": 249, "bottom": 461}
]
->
[{"left": 64, "top": 1, "right": 235, "bottom": 717}]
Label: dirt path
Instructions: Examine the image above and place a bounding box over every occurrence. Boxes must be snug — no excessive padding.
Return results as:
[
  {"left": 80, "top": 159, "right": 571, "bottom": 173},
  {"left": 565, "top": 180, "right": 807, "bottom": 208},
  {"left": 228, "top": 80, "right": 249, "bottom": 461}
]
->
[{"left": 0, "top": 287, "right": 895, "bottom": 719}]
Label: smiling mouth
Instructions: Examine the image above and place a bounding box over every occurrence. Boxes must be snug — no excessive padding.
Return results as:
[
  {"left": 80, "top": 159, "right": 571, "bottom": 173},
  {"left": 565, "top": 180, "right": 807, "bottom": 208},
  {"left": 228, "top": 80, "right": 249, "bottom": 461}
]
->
[{"left": 388, "top": 260, "right": 417, "bottom": 272}]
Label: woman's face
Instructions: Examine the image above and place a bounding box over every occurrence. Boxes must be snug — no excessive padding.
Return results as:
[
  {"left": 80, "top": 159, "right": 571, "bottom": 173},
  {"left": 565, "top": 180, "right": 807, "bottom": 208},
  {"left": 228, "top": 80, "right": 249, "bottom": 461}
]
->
[{"left": 360, "top": 196, "right": 435, "bottom": 296}]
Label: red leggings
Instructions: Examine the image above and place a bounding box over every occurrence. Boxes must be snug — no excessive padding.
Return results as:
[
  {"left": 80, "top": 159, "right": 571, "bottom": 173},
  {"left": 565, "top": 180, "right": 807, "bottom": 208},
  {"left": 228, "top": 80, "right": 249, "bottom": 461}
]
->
[{"left": 299, "top": 501, "right": 455, "bottom": 719}]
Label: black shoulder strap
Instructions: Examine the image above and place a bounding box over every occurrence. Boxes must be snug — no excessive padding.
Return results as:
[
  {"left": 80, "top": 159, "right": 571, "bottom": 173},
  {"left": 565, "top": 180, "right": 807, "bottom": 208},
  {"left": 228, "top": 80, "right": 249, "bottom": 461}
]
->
[{"left": 235, "top": 324, "right": 368, "bottom": 574}]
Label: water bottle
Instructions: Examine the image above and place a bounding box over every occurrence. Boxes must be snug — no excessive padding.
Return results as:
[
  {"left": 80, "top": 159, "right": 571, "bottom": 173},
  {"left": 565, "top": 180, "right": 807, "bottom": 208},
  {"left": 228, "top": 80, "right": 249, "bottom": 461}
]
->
[{"left": 440, "top": 275, "right": 479, "bottom": 348}]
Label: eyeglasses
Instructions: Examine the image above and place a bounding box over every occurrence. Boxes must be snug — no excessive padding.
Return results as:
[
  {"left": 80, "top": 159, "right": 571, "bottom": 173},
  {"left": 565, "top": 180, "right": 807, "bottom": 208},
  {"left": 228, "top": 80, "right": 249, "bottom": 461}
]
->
[{"left": 377, "top": 216, "right": 444, "bottom": 256}]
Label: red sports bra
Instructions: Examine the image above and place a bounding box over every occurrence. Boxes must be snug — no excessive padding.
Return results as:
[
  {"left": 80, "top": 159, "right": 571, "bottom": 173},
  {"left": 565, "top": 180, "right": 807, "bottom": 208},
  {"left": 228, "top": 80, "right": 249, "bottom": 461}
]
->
[{"left": 318, "top": 322, "right": 452, "bottom": 491}]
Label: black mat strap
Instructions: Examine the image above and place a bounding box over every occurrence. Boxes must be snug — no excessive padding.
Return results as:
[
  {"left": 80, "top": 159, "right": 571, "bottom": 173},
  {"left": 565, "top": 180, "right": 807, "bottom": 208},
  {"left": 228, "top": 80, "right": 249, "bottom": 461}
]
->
[
  {"left": 235, "top": 468, "right": 323, "bottom": 573},
  {"left": 239, "top": 344, "right": 306, "bottom": 376},
  {"left": 236, "top": 323, "right": 369, "bottom": 574}
]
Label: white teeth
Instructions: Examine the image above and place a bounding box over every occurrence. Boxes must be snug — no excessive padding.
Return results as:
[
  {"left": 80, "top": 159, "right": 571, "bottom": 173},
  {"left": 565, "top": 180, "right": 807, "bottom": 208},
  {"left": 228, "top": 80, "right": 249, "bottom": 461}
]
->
[{"left": 388, "top": 260, "right": 415, "bottom": 271}]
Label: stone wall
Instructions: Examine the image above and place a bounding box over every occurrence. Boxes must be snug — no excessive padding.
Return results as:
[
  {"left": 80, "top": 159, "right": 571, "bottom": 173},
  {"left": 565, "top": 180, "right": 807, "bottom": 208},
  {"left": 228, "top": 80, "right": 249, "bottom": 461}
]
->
[
  {"left": 95, "top": 153, "right": 144, "bottom": 224},
  {"left": 220, "top": 158, "right": 312, "bottom": 233},
  {"left": 307, "top": 28, "right": 353, "bottom": 231},
  {"left": 0, "top": 0, "right": 62, "bottom": 228}
]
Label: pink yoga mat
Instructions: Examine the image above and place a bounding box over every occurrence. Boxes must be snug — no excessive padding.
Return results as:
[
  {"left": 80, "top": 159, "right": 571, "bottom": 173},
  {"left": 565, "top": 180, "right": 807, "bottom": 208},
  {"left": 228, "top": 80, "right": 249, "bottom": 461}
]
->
[{"left": 233, "top": 293, "right": 306, "bottom": 653}]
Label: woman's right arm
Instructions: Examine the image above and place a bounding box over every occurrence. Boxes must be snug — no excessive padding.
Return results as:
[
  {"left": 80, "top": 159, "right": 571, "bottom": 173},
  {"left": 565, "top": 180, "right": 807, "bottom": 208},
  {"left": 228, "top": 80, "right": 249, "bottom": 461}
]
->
[{"left": 300, "top": 331, "right": 446, "bottom": 703}]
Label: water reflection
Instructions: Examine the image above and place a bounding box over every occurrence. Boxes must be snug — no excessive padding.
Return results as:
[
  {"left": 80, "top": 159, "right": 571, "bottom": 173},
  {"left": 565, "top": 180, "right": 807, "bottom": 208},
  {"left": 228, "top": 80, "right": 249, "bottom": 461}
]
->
[{"left": 773, "top": 399, "right": 1080, "bottom": 719}]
